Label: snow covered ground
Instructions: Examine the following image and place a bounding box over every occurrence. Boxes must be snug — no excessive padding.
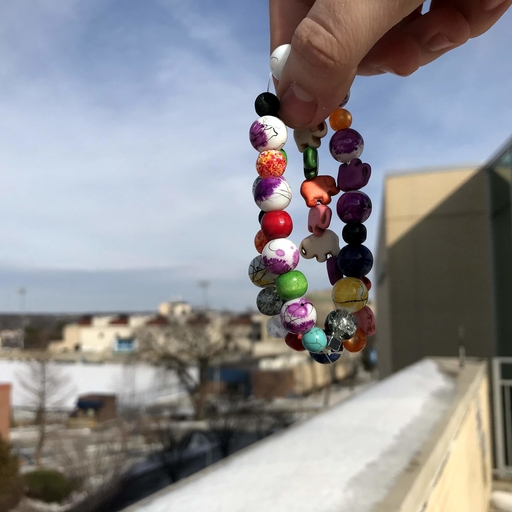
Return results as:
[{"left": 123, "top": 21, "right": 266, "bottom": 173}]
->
[
  {"left": 0, "top": 360, "right": 195, "bottom": 409},
  {"left": 127, "top": 359, "right": 456, "bottom": 512}
]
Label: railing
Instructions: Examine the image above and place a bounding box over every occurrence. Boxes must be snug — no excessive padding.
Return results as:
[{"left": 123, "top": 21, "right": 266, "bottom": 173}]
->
[{"left": 492, "top": 357, "right": 512, "bottom": 478}]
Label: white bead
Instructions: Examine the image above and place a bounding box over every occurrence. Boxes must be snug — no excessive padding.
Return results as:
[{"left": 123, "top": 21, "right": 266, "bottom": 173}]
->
[
  {"left": 261, "top": 238, "right": 299, "bottom": 275},
  {"left": 254, "top": 176, "right": 292, "bottom": 212},
  {"left": 270, "top": 44, "right": 291, "bottom": 81},
  {"left": 250, "top": 116, "right": 288, "bottom": 152}
]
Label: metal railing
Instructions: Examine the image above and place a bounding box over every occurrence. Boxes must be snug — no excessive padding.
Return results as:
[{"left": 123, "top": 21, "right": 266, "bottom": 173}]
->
[{"left": 492, "top": 357, "right": 512, "bottom": 478}]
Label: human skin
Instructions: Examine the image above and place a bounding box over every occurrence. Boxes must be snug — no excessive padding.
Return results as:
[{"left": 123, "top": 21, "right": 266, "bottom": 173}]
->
[{"left": 269, "top": 0, "right": 511, "bottom": 128}]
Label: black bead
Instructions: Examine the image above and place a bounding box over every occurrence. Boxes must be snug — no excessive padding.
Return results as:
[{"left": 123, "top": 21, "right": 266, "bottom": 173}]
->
[
  {"left": 337, "top": 244, "right": 373, "bottom": 277},
  {"left": 255, "top": 92, "right": 280, "bottom": 117},
  {"left": 342, "top": 223, "right": 367, "bottom": 244},
  {"left": 258, "top": 210, "right": 266, "bottom": 224}
]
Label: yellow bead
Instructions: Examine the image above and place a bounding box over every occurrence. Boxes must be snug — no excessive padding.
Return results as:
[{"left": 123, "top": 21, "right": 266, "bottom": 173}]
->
[
  {"left": 331, "top": 277, "right": 368, "bottom": 312},
  {"left": 329, "top": 108, "right": 352, "bottom": 131}
]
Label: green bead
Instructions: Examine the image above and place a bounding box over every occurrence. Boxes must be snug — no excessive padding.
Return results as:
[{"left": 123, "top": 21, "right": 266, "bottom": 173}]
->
[
  {"left": 304, "top": 167, "right": 318, "bottom": 180},
  {"left": 303, "top": 147, "right": 318, "bottom": 170},
  {"left": 280, "top": 149, "right": 288, "bottom": 163},
  {"left": 276, "top": 270, "right": 308, "bottom": 301}
]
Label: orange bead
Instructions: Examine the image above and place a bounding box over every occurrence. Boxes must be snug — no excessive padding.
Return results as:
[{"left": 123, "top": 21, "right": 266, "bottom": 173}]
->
[
  {"left": 329, "top": 108, "right": 352, "bottom": 131},
  {"left": 343, "top": 328, "right": 367, "bottom": 353},
  {"left": 254, "top": 230, "right": 269, "bottom": 254}
]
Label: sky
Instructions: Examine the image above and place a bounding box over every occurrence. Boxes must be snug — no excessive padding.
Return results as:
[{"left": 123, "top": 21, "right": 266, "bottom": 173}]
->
[{"left": 0, "top": 0, "right": 511, "bottom": 313}]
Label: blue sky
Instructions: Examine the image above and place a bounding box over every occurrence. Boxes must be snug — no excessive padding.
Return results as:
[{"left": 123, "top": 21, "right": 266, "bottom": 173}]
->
[{"left": 0, "top": 0, "right": 511, "bottom": 313}]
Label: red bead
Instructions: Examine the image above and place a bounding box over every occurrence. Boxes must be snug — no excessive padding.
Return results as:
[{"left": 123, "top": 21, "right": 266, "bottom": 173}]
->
[
  {"left": 360, "top": 276, "right": 372, "bottom": 291},
  {"left": 254, "top": 230, "right": 269, "bottom": 253},
  {"left": 261, "top": 210, "right": 293, "bottom": 240},
  {"left": 285, "top": 332, "right": 305, "bottom": 351}
]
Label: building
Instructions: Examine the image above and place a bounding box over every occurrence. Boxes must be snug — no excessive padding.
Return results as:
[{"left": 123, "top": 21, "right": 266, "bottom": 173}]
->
[
  {"left": 376, "top": 136, "right": 512, "bottom": 378},
  {"left": 48, "top": 314, "right": 153, "bottom": 354},
  {"left": 0, "top": 384, "right": 10, "bottom": 441},
  {"left": 125, "top": 359, "right": 491, "bottom": 512}
]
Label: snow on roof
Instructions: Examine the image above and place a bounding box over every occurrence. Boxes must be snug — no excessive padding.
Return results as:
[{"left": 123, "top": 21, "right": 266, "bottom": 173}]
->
[{"left": 129, "top": 358, "right": 456, "bottom": 512}]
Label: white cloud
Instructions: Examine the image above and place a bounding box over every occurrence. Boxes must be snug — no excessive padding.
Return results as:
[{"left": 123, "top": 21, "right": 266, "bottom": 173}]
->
[{"left": 0, "top": 2, "right": 510, "bottom": 311}]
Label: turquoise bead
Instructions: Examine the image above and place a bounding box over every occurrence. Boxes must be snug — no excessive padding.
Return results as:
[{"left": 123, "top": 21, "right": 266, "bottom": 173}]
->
[
  {"left": 301, "top": 327, "right": 327, "bottom": 353},
  {"left": 276, "top": 270, "right": 308, "bottom": 301}
]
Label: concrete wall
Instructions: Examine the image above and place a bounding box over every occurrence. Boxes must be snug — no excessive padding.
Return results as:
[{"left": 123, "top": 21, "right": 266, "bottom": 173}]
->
[
  {"left": 376, "top": 168, "right": 495, "bottom": 377},
  {"left": 375, "top": 359, "right": 491, "bottom": 512}
]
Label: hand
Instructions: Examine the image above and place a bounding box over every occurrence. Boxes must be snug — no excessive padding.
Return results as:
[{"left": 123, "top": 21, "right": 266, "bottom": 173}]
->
[{"left": 270, "top": 0, "right": 511, "bottom": 128}]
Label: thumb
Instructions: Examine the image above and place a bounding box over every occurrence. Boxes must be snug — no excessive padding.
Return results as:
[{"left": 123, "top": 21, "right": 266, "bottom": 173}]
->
[{"left": 272, "top": 0, "right": 423, "bottom": 128}]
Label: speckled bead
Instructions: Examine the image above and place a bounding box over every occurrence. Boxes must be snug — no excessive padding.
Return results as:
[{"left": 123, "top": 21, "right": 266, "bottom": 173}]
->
[
  {"left": 255, "top": 92, "right": 280, "bottom": 117},
  {"left": 336, "top": 191, "right": 372, "bottom": 224},
  {"left": 310, "top": 351, "right": 342, "bottom": 364},
  {"left": 280, "top": 297, "right": 317, "bottom": 334},
  {"left": 256, "top": 286, "right": 285, "bottom": 316},
  {"left": 337, "top": 159, "right": 371, "bottom": 192},
  {"left": 324, "top": 309, "right": 357, "bottom": 340},
  {"left": 337, "top": 244, "right": 374, "bottom": 277},
  {"left": 262, "top": 238, "right": 300, "bottom": 275},
  {"left": 266, "top": 314, "right": 289, "bottom": 338},
  {"left": 331, "top": 277, "right": 368, "bottom": 313},
  {"left": 248, "top": 255, "right": 279, "bottom": 288},
  {"left": 254, "top": 176, "right": 292, "bottom": 212},
  {"left": 256, "top": 150, "right": 287, "bottom": 178},
  {"left": 329, "top": 128, "right": 364, "bottom": 163},
  {"left": 250, "top": 116, "right": 288, "bottom": 152},
  {"left": 301, "top": 327, "right": 328, "bottom": 353},
  {"left": 276, "top": 270, "right": 308, "bottom": 301}
]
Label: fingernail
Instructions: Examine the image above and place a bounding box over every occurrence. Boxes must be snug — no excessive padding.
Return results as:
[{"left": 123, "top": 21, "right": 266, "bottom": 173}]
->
[
  {"left": 280, "top": 83, "right": 317, "bottom": 128},
  {"left": 481, "top": 0, "right": 506, "bottom": 10},
  {"left": 427, "top": 34, "right": 456, "bottom": 52}
]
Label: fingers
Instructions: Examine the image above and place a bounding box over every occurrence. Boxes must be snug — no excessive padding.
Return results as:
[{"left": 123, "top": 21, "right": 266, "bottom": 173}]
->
[
  {"left": 269, "top": 0, "right": 423, "bottom": 128},
  {"left": 359, "top": 6, "right": 470, "bottom": 75},
  {"left": 431, "top": 0, "right": 512, "bottom": 37}
]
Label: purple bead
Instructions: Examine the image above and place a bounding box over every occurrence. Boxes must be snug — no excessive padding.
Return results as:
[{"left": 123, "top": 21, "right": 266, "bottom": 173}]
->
[
  {"left": 326, "top": 256, "right": 343, "bottom": 285},
  {"left": 339, "top": 90, "right": 350, "bottom": 108},
  {"left": 336, "top": 191, "right": 372, "bottom": 224},
  {"left": 329, "top": 129, "right": 364, "bottom": 163},
  {"left": 337, "top": 158, "right": 371, "bottom": 192},
  {"left": 337, "top": 244, "right": 374, "bottom": 277}
]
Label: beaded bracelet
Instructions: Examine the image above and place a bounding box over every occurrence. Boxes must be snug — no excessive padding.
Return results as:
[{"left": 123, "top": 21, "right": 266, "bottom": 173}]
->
[{"left": 248, "top": 44, "right": 376, "bottom": 365}]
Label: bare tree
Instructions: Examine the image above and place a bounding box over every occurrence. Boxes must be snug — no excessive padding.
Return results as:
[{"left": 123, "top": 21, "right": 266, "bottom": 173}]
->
[
  {"left": 137, "top": 314, "right": 246, "bottom": 420},
  {"left": 17, "top": 356, "right": 74, "bottom": 466},
  {"left": 207, "top": 394, "right": 246, "bottom": 458},
  {"left": 56, "top": 423, "right": 132, "bottom": 512},
  {"left": 143, "top": 419, "right": 193, "bottom": 484}
]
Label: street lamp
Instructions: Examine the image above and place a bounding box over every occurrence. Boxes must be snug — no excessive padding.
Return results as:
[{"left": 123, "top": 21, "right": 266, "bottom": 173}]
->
[{"left": 19, "top": 288, "right": 26, "bottom": 350}]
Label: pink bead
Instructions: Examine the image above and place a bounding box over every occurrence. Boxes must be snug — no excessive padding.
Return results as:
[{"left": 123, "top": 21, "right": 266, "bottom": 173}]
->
[
  {"left": 308, "top": 205, "right": 332, "bottom": 236},
  {"left": 337, "top": 158, "right": 371, "bottom": 192},
  {"left": 326, "top": 256, "right": 343, "bottom": 285},
  {"left": 353, "top": 306, "right": 376, "bottom": 336}
]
